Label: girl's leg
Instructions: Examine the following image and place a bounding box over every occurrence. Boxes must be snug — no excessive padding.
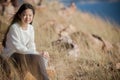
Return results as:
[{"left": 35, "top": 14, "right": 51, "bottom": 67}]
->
[
  {"left": 25, "top": 54, "right": 49, "bottom": 80},
  {"left": 10, "top": 53, "right": 49, "bottom": 80},
  {"left": 43, "top": 57, "right": 48, "bottom": 68}
]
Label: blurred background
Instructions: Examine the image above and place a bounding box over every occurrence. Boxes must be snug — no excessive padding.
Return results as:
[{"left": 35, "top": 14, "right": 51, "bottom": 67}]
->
[
  {"left": 0, "top": 0, "right": 120, "bottom": 80},
  {"left": 60, "top": 0, "right": 120, "bottom": 25},
  {"left": 1, "top": 0, "right": 120, "bottom": 25}
]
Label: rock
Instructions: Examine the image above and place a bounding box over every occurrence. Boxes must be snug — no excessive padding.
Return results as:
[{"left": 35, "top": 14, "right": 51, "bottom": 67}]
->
[
  {"left": 54, "top": 23, "right": 65, "bottom": 34},
  {"left": 58, "top": 2, "right": 76, "bottom": 18},
  {"left": 68, "top": 43, "right": 79, "bottom": 60},
  {"left": 116, "top": 63, "right": 120, "bottom": 70},
  {"left": 18, "top": 0, "right": 43, "bottom": 7}
]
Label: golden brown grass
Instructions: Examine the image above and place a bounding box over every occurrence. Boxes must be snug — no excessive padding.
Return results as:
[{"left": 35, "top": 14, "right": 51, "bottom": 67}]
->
[{"left": 0, "top": 1, "right": 120, "bottom": 80}]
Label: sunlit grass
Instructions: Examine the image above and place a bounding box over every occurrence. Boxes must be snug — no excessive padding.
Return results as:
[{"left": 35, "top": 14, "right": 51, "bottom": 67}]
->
[{"left": 0, "top": 1, "right": 120, "bottom": 80}]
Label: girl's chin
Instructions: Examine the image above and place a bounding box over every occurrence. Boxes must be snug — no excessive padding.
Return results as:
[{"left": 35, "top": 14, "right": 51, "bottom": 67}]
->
[
  {"left": 24, "top": 22, "right": 31, "bottom": 24},
  {"left": 22, "top": 20, "right": 30, "bottom": 23}
]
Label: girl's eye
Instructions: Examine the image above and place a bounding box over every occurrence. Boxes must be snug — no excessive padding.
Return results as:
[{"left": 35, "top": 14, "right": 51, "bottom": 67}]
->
[
  {"left": 22, "top": 14, "right": 32, "bottom": 17},
  {"left": 22, "top": 14, "right": 26, "bottom": 17},
  {"left": 29, "top": 15, "right": 32, "bottom": 17}
]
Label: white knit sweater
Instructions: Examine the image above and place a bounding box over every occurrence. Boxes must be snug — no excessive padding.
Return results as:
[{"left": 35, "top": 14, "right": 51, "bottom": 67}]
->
[{"left": 2, "top": 23, "right": 39, "bottom": 58}]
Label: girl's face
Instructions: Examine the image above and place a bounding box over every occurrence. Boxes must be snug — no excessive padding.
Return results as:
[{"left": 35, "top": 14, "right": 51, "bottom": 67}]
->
[{"left": 20, "top": 9, "right": 34, "bottom": 25}]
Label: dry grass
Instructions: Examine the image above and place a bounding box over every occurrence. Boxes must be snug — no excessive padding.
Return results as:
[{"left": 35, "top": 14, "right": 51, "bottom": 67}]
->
[{"left": 0, "top": 1, "right": 120, "bottom": 80}]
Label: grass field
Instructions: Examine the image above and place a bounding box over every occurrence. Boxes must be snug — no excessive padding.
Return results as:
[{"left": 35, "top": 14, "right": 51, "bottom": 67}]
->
[{"left": 0, "top": 1, "right": 120, "bottom": 80}]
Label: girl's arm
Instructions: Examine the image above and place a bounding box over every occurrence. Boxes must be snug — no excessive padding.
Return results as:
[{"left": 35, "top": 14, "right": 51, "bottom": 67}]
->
[{"left": 8, "top": 25, "right": 38, "bottom": 54}]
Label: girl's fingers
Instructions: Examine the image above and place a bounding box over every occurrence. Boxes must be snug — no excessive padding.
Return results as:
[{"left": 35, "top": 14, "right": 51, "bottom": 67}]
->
[
  {"left": 39, "top": 51, "right": 50, "bottom": 59},
  {"left": 43, "top": 51, "right": 50, "bottom": 59}
]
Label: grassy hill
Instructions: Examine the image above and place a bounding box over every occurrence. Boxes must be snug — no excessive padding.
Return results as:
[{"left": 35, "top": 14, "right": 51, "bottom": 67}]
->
[{"left": 0, "top": 1, "right": 120, "bottom": 80}]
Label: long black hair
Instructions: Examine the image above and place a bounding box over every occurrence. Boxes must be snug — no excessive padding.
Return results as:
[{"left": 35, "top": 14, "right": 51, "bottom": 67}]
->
[{"left": 2, "top": 3, "right": 35, "bottom": 47}]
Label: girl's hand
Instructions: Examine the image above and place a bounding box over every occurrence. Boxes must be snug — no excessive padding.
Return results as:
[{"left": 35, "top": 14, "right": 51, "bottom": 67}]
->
[
  {"left": 40, "top": 51, "right": 50, "bottom": 59},
  {"left": 43, "top": 51, "right": 50, "bottom": 59}
]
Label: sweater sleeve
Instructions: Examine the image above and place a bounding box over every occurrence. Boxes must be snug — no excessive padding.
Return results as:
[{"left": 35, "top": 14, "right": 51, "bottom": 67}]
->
[{"left": 8, "top": 25, "right": 38, "bottom": 54}]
